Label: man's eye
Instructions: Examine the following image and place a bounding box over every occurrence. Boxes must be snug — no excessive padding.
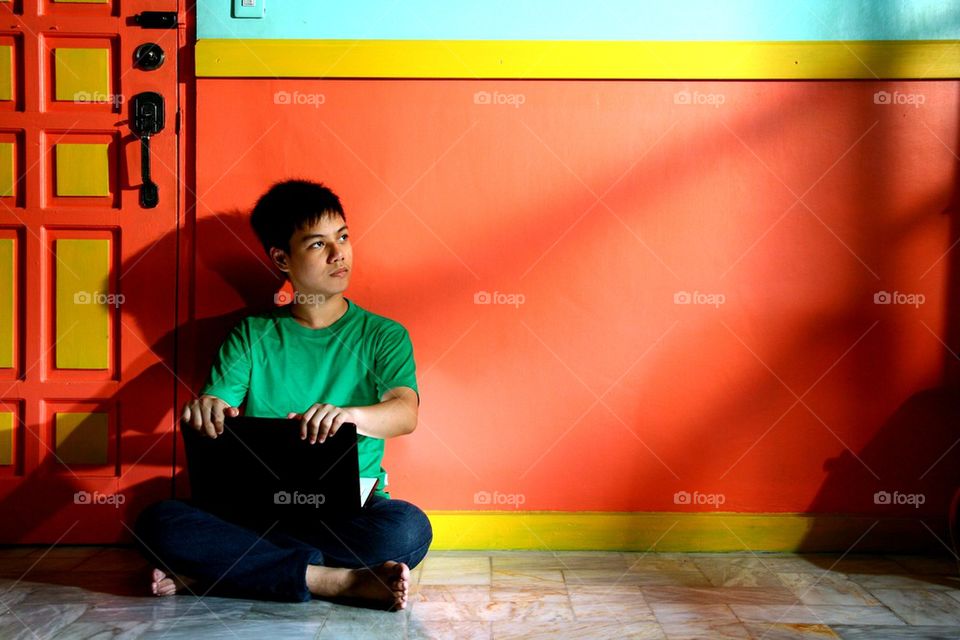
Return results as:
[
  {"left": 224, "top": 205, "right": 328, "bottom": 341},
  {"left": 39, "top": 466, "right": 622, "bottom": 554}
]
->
[{"left": 340, "top": 234, "right": 349, "bottom": 240}]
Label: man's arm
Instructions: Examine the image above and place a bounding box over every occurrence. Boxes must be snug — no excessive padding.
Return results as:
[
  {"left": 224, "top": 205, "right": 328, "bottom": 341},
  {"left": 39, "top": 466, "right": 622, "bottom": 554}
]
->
[
  {"left": 351, "top": 386, "right": 419, "bottom": 439},
  {"left": 290, "top": 386, "right": 418, "bottom": 444}
]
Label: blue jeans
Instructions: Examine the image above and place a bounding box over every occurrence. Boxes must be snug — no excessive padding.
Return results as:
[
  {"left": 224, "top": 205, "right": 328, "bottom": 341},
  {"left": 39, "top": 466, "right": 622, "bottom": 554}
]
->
[{"left": 133, "top": 496, "right": 433, "bottom": 602}]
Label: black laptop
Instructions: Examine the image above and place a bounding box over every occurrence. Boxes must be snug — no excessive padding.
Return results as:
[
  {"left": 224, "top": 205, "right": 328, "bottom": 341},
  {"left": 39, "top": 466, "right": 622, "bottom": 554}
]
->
[{"left": 180, "top": 416, "right": 378, "bottom": 527}]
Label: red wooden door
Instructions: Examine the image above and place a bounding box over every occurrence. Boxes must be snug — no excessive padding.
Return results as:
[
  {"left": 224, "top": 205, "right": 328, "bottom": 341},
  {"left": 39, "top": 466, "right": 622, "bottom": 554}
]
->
[{"left": 0, "top": 0, "right": 182, "bottom": 542}]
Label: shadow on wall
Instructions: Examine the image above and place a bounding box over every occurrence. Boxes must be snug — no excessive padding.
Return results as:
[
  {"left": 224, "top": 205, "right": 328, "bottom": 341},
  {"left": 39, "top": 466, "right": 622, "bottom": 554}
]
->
[{"left": 798, "top": 78, "right": 960, "bottom": 563}]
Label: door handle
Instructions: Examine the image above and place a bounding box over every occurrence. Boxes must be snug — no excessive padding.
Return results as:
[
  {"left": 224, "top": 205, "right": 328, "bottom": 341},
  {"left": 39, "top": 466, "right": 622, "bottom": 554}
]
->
[{"left": 130, "top": 92, "right": 165, "bottom": 209}]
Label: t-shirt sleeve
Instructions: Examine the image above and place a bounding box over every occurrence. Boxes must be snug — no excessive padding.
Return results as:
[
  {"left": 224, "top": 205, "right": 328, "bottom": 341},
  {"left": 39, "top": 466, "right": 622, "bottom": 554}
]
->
[
  {"left": 199, "top": 320, "right": 251, "bottom": 408},
  {"left": 374, "top": 323, "right": 419, "bottom": 405}
]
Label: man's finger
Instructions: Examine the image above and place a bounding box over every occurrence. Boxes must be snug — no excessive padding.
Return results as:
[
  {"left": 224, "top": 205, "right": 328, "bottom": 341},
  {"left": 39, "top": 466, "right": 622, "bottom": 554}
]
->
[
  {"left": 318, "top": 416, "right": 334, "bottom": 443},
  {"left": 326, "top": 414, "right": 345, "bottom": 440},
  {"left": 308, "top": 415, "right": 324, "bottom": 444},
  {"left": 300, "top": 405, "right": 319, "bottom": 440},
  {"left": 309, "top": 407, "right": 332, "bottom": 444},
  {"left": 211, "top": 404, "right": 225, "bottom": 435},
  {"left": 201, "top": 403, "right": 217, "bottom": 439},
  {"left": 190, "top": 403, "right": 204, "bottom": 432}
]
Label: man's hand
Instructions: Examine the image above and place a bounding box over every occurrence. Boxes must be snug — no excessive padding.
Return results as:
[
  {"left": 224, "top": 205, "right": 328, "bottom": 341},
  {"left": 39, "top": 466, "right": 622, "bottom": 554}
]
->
[
  {"left": 287, "top": 403, "right": 356, "bottom": 444},
  {"left": 181, "top": 395, "right": 239, "bottom": 439}
]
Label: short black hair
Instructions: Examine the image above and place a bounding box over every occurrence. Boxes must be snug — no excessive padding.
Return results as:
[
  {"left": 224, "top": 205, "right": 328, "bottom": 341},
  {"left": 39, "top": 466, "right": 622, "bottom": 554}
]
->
[{"left": 250, "top": 179, "right": 346, "bottom": 255}]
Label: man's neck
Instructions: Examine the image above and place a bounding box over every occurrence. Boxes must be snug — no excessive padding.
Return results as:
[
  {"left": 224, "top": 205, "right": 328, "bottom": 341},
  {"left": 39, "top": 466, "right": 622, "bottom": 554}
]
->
[{"left": 289, "top": 295, "right": 348, "bottom": 329}]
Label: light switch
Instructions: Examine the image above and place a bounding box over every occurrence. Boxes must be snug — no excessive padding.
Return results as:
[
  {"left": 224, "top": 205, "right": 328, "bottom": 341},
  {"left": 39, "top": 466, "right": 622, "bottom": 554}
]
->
[{"left": 233, "top": 0, "right": 264, "bottom": 19}]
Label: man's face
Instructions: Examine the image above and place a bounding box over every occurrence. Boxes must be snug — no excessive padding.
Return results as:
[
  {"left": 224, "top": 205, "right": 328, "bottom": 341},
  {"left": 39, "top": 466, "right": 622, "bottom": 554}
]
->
[{"left": 273, "top": 214, "right": 352, "bottom": 297}]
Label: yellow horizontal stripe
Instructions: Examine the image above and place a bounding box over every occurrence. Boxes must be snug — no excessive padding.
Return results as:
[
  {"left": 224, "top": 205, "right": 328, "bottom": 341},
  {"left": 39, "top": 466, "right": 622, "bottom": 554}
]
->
[
  {"left": 196, "top": 39, "right": 960, "bottom": 79},
  {"left": 425, "top": 512, "right": 941, "bottom": 552}
]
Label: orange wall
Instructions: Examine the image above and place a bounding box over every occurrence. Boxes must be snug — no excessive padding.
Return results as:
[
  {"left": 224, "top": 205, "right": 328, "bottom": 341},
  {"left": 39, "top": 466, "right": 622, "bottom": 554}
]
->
[{"left": 194, "top": 79, "right": 960, "bottom": 516}]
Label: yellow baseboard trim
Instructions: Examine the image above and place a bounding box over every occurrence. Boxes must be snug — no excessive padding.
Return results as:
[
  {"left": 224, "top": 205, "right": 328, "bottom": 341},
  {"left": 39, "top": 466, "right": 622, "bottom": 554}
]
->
[
  {"left": 425, "top": 512, "right": 950, "bottom": 553},
  {"left": 195, "top": 39, "right": 960, "bottom": 79}
]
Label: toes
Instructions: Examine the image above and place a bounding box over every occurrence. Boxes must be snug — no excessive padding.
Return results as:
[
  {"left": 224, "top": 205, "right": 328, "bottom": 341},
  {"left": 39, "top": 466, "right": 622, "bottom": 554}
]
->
[{"left": 152, "top": 578, "right": 176, "bottom": 596}]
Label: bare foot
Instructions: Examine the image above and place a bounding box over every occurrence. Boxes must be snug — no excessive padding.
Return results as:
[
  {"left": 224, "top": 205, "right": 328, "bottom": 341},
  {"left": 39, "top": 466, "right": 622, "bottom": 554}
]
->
[
  {"left": 307, "top": 561, "right": 410, "bottom": 610},
  {"left": 149, "top": 567, "right": 195, "bottom": 597}
]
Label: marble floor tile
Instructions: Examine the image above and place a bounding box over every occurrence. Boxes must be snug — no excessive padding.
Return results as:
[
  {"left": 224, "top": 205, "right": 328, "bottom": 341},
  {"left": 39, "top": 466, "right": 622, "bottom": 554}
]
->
[
  {"left": 563, "top": 568, "right": 653, "bottom": 587},
  {"left": 419, "top": 555, "right": 491, "bottom": 585},
  {"left": 411, "top": 588, "right": 575, "bottom": 623},
  {"left": 242, "top": 598, "right": 333, "bottom": 620},
  {"left": 49, "top": 619, "right": 154, "bottom": 639},
  {"left": 622, "top": 553, "right": 704, "bottom": 573},
  {"left": 568, "top": 592, "right": 656, "bottom": 623},
  {"left": 650, "top": 602, "right": 751, "bottom": 639},
  {"left": 752, "top": 556, "right": 848, "bottom": 575},
  {"left": 816, "top": 556, "right": 907, "bottom": 576},
  {"left": 546, "top": 552, "right": 637, "bottom": 571},
  {"left": 492, "top": 619, "right": 666, "bottom": 639},
  {"left": 491, "top": 567, "right": 565, "bottom": 588},
  {"left": 491, "top": 551, "right": 624, "bottom": 572},
  {"left": 490, "top": 585, "right": 570, "bottom": 602},
  {"left": 642, "top": 585, "right": 799, "bottom": 605},
  {"left": 0, "top": 603, "right": 89, "bottom": 640},
  {"left": 692, "top": 557, "right": 784, "bottom": 588},
  {"left": 831, "top": 624, "right": 960, "bottom": 639},
  {"left": 141, "top": 617, "right": 326, "bottom": 639},
  {"left": 412, "top": 584, "right": 492, "bottom": 603},
  {"left": 742, "top": 622, "right": 840, "bottom": 639},
  {"left": 0, "top": 583, "right": 33, "bottom": 610},
  {"left": 731, "top": 604, "right": 906, "bottom": 625},
  {"left": 0, "top": 549, "right": 955, "bottom": 639},
  {"left": 777, "top": 572, "right": 881, "bottom": 606},
  {"left": 600, "top": 570, "right": 712, "bottom": 588},
  {"left": 409, "top": 600, "right": 521, "bottom": 622},
  {"left": 407, "top": 620, "right": 493, "bottom": 640},
  {"left": 851, "top": 573, "right": 960, "bottom": 592},
  {"left": 869, "top": 588, "right": 960, "bottom": 625}
]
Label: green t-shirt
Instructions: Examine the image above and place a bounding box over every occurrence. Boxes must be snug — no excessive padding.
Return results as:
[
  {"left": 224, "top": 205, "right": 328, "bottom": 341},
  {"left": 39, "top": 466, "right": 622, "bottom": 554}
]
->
[{"left": 199, "top": 297, "right": 419, "bottom": 498}]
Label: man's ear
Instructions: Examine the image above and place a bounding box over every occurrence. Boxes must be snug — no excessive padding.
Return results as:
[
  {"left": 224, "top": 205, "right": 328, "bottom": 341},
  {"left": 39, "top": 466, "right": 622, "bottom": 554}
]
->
[{"left": 269, "top": 247, "right": 290, "bottom": 273}]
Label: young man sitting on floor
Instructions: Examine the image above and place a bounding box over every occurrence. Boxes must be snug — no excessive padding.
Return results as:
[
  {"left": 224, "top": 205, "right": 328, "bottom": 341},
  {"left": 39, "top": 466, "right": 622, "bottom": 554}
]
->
[{"left": 134, "top": 179, "right": 432, "bottom": 610}]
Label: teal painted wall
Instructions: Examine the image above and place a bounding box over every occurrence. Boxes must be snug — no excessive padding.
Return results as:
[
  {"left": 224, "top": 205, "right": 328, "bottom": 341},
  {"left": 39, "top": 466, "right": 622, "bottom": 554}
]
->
[{"left": 198, "top": 0, "right": 960, "bottom": 41}]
